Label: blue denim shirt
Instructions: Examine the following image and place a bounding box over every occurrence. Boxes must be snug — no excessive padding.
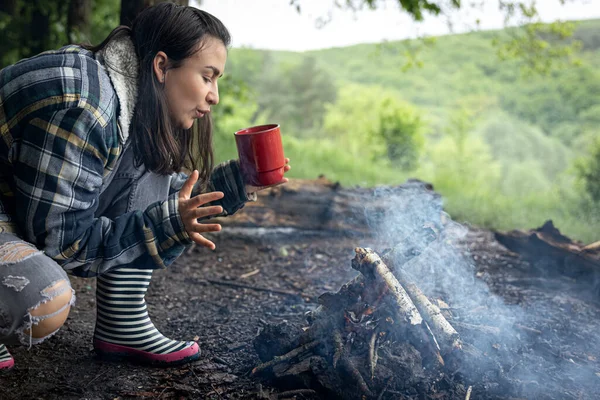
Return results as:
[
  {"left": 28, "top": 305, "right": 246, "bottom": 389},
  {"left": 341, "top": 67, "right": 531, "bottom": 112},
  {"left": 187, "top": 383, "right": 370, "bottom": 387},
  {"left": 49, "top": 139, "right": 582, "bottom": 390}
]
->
[{"left": 0, "top": 40, "right": 251, "bottom": 277}]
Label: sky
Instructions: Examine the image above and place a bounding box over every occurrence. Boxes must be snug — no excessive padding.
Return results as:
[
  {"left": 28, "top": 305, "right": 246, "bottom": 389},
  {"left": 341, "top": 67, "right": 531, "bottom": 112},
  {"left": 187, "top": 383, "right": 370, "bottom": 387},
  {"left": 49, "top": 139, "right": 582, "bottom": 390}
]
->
[{"left": 194, "top": 0, "right": 600, "bottom": 51}]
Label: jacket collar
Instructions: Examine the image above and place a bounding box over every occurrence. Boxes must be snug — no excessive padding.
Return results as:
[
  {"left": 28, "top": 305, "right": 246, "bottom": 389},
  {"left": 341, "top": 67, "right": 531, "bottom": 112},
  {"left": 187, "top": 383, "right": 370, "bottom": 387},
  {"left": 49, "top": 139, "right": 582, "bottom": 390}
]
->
[{"left": 97, "top": 35, "right": 139, "bottom": 143}]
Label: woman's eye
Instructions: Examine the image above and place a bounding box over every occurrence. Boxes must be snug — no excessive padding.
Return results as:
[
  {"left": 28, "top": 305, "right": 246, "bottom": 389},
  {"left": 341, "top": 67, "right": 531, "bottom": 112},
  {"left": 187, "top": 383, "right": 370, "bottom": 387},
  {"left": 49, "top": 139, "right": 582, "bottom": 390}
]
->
[{"left": 203, "top": 76, "right": 212, "bottom": 84}]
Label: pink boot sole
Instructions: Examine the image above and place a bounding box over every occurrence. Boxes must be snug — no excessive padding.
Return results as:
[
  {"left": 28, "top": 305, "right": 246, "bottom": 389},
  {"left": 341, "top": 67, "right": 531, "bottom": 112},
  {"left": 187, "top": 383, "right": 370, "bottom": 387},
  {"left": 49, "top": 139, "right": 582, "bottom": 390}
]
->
[
  {"left": 93, "top": 338, "right": 201, "bottom": 366},
  {"left": 0, "top": 357, "right": 14, "bottom": 371}
]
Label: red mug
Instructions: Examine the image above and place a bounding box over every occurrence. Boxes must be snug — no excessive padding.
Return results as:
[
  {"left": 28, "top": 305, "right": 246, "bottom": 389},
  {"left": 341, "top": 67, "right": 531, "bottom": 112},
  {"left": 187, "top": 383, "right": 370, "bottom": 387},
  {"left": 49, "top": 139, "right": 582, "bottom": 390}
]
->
[{"left": 234, "top": 124, "right": 285, "bottom": 186}]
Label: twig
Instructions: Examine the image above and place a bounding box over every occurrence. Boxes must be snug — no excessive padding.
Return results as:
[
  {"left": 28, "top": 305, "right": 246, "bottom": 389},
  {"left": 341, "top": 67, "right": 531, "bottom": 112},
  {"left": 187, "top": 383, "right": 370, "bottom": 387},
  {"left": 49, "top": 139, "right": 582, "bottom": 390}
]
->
[
  {"left": 271, "top": 389, "right": 317, "bottom": 399},
  {"left": 207, "top": 279, "right": 300, "bottom": 297},
  {"left": 156, "top": 387, "right": 169, "bottom": 400},
  {"left": 210, "top": 383, "right": 224, "bottom": 400},
  {"left": 377, "top": 377, "right": 394, "bottom": 400},
  {"left": 212, "top": 356, "right": 229, "bottom": 366},
  {"left": 465, "top": 385, "right": 472, "bottom": 400},
  {"left": 332, "top": 329, "right": 343, "bottom": 368},
  {"left": 339, "top": 355, "right": 374, "bottom": 397},
  {"left": 87, "top": 370, "right": 108, "bottom": 386},
  {"left": 252, "top": 340, "right": 320, "bottom": 375},
  {"left": 424, "top": 321, "right": 441, "bottom": 352},
  {"left": 424, "top": 321, "right": 445, "bottom": 366},
  {"left": 369, "top": 331, "right": 379, "bottom": 380},
  {"left": 239, "top": 269, "right": 260, "bottom": 279}
]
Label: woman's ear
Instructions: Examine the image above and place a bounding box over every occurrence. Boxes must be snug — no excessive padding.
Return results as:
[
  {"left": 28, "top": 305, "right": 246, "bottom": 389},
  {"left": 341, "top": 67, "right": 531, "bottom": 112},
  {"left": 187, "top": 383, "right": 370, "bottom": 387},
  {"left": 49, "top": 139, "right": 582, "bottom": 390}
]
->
[{"left": 153, "top": 51, "right": 169, "bottom": 83}]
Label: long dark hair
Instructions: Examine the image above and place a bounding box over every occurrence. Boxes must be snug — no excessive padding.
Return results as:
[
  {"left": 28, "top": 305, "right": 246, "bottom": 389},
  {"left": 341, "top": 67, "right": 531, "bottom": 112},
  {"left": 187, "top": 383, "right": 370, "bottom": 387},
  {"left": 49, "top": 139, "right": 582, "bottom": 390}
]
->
[{"left": 84, "top": 3, "right": 231, "bottom": 182}]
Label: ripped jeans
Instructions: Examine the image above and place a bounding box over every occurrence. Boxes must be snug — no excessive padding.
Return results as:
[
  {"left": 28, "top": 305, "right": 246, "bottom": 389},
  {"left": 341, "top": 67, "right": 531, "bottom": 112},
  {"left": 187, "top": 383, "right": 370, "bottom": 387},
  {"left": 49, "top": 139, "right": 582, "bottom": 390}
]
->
[
  {"left": 0, "top": 142, "right": 170, "bottom": 346},
  {"left": 0, "top": 238, "right": 75, "bottom": 346}
]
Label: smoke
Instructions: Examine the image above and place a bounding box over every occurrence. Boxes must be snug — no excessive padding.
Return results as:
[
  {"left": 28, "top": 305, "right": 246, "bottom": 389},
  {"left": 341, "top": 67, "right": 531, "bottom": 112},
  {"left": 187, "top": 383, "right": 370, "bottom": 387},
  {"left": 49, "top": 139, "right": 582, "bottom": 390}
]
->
[{"left": 359, "top": 181, "right": 600, "bottom": 399}]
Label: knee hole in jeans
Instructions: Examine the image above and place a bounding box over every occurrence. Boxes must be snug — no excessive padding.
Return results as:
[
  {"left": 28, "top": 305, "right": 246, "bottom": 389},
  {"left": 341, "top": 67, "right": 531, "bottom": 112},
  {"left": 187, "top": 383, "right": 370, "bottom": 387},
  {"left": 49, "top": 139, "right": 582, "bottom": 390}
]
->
[
  {"left": 24, "top": 280, "right": 74, "bottom": 340},
  {"left": 0, "top": 241, "right": 42, "bottom": 265}
]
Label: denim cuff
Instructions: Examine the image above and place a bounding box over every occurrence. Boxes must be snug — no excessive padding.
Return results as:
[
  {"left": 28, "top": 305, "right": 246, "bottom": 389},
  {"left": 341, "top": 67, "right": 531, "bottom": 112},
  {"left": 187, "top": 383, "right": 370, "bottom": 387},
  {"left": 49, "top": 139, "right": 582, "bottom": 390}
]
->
[{"left": 209, "top": 160, "right": 253, "bottom": 216}]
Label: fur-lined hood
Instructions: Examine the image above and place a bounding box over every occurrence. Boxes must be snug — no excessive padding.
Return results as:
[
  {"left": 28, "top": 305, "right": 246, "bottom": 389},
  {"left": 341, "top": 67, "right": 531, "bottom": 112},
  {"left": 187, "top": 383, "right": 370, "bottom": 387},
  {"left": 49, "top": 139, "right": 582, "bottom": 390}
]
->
[{"left": 96, "top": 36, "right": 139, "bottom": 143}]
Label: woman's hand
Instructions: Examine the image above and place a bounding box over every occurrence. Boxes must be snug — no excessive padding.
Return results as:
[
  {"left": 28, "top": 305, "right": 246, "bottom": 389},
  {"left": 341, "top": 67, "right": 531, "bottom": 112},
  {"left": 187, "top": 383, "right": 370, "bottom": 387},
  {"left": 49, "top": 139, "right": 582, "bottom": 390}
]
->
[
  {"left": 245, "top": 158, "right": 292, "bottom": 194},
  {"left": 178, "top": 170, "right": 224, "bottom": 250}
]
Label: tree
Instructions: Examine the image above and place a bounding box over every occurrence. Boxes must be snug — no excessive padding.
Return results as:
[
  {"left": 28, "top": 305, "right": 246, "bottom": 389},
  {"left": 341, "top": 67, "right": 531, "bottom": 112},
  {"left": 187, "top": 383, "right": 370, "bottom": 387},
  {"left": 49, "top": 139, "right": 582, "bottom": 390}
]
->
[
  {"left": 377, "top": 97, "right": 424, "bottom": 170},
  {"left": 120, "top": 0, "right": 188, "bottom": 27},
  {"left": 291, "top": 0, "right": 584, "bottom": 73},
  {"left": 67, "top": 0, "right": 92, "bottom": 44},
  {"left": 0, "top": 0, "right": 189, "bottom": 68},
  {"left": 576, "top": 138, "right": 600, "bottom": 203},
  {"left": 257, "top": 56, "right": 338, "bottom": 135},
  {"left": 323, "top": 84, "right": 424, "bottom": 170}
]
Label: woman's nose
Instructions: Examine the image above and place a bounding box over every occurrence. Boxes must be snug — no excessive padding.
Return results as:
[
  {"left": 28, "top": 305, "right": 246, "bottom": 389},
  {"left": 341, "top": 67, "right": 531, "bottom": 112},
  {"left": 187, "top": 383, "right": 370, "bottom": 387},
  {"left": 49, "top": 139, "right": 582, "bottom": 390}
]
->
[{"left": 207, "top": 89, "right": 219, "bottom": 106}]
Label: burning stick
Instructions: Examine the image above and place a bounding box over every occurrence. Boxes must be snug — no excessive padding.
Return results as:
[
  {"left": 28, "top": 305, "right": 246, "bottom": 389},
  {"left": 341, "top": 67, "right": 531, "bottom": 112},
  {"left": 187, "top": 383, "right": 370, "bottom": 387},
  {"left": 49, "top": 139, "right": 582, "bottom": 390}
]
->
[
  {"left": 307, "top": 225, "right": 439, "bottom": 324},
  {"left": 254, "top": 224, "right": 461, "bottom": 395},
  {"left": 465, "top": 385, "right": 473, "bottom": 400},
  {"left": 395, "top": 276, "right": 462, "bottom": 353},
  {"left": 352, "top": 248, "right": 423, "bottom": 326},
  {"left": 252, "top": 340, "right": 320, "bottom": 376}
]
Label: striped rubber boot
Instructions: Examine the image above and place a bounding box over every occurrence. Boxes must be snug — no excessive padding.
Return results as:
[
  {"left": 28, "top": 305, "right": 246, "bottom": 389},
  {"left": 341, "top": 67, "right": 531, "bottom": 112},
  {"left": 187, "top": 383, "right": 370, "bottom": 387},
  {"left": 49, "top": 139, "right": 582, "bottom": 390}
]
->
[
  {"left": 0, "top": 344, "right": 14, "bottom": 371},
  {"left": 93, "top": 268, "right": 200, "bottom": 366}
]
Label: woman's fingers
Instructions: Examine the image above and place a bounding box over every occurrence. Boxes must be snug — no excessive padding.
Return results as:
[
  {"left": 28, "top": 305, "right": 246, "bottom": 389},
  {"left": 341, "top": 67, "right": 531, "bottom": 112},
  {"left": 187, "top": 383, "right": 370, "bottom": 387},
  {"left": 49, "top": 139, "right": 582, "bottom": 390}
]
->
[
  {"left": 189, "top": 232, "right": 216, "bottom": 250},
  {"left": 186, "top": 191, "right": 224, "bottom": 208},
  {"left": 193, "top": 205, "right": 223, "bottom": 219},
  {"left": 180, "top": 170, "right": 199, "bottom": 200},
  {"left": 190, "top": 223, "right": 222, "bottom": 234}
]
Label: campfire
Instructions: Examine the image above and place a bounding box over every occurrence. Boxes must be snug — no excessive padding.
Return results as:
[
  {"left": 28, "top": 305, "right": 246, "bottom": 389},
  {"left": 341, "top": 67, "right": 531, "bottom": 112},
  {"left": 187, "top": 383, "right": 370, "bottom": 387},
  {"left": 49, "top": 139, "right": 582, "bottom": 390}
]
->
[
  {"left": 242, "top": 181, "right": 600, "bottom": 400},
  {"left": 252, "top": 224, "right": 475, "bottom": 399}
]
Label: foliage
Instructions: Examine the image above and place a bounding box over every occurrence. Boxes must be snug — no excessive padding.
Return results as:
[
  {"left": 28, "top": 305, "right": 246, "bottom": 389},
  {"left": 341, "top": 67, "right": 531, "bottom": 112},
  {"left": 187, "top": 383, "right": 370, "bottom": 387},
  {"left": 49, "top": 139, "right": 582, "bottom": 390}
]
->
[
  {"left": 293, "top": 0, "right": 585, "bottom": 72},
  {"left": 1, "top": 1, "right": 598, "bottom": 242},
  {"left": 280, "top": 135, "right": 409, "bottom": 187},
  {"left": 90, "top": 0, "right": 121, "bottom": 45},
  {"left": 576, "top": 138, "right": 600, "bottom": 204},
  {"left": 217, "top": 19, "right": 600, "bottom": 241},
  {"left": 494, "top": 21, "right": 582, "bottom": 74},
  {"left": 475, "top": 111, "right": 573, "bottom": 182},
  {"left": 0, "top": 0, "right": 120, "bottom": 68},
  {"left": 257, "top": 55, "right": 337, "bottom": 135},
  {"left": 322, "top": 84, "right": 425, "bottom": 170},
  {"left": 212, "top": 77, "right": 265, "bottom": 164},
  {"left": 307, "top": 20, "right": 600, "bottom": 146}
]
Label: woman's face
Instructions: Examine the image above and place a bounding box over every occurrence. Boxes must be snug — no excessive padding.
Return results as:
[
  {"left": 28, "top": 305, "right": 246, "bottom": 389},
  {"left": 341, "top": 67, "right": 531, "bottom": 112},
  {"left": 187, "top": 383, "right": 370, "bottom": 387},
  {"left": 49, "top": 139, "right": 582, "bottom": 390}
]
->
[{"left": 154, "top": 36, "right": 227, "bottom": 130}]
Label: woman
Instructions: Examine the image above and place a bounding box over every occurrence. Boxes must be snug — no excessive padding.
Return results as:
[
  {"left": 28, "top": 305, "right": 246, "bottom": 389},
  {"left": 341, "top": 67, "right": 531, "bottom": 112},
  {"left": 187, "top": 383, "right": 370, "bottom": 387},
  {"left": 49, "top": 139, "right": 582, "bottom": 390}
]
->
[{"left": 0, "top": 3, "right": 289, "bottom": 369}]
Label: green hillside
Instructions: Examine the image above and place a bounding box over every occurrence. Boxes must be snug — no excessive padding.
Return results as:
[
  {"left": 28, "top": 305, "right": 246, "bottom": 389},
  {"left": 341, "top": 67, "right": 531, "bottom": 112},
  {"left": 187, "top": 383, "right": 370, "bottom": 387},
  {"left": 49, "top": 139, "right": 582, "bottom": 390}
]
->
[{"left": 215, "top": 19, "right": 600, "bottom": 243}]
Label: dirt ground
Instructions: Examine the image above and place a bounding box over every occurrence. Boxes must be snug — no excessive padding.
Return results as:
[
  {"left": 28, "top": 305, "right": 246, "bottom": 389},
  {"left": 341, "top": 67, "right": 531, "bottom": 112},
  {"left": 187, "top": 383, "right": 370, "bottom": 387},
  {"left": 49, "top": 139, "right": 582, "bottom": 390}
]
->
[{"left": 1, "top": 221, "right": 599, "bottom": 399}]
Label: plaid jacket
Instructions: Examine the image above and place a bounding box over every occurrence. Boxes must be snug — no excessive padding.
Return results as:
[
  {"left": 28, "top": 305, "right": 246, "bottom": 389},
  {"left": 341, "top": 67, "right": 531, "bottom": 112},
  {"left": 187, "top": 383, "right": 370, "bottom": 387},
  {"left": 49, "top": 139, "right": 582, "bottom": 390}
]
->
[{"left": 0, "top": 37, "right": 251, "bottom": 277}]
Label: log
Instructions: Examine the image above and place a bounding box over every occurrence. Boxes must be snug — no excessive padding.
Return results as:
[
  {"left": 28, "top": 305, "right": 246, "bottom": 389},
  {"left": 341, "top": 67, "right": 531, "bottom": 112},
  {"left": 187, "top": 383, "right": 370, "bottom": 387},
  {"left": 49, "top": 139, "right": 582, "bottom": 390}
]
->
[
  {"left": 352, "top": 248, "right": 423, "bottom": 326},
  {"left": 217, "top": 177, "right": 441, "bottom": 235},
  {"left": 494, "top": 220, "right": 600, "bottom": 287},
  {"left": 392, "top": 271, "right": 462, "bottom": 353}
]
